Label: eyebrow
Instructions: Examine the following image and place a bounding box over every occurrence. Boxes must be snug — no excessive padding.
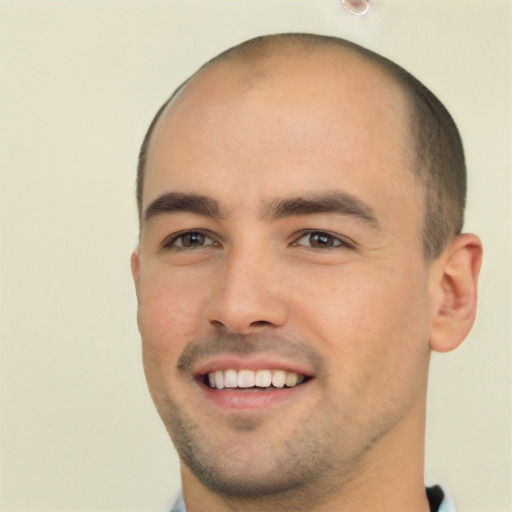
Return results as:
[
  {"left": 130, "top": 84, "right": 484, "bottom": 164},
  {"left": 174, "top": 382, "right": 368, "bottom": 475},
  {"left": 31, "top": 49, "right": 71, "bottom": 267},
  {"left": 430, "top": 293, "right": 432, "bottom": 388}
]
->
[
  {"left": 143, "top": 191, "right": 379, "bottom": 228},
  {"left": 144, "top": 192, "right": 222, "bottom": 222},
  {"left": 263, "top": 192, "right": 379, "bottom": 227}
]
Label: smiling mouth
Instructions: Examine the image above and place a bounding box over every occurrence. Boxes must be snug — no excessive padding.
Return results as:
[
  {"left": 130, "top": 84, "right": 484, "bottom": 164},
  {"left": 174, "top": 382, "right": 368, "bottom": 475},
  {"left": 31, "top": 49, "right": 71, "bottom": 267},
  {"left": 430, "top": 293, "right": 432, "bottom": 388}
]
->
[{"left": 204, "top": 369, "right": 307, "bottom": 390}]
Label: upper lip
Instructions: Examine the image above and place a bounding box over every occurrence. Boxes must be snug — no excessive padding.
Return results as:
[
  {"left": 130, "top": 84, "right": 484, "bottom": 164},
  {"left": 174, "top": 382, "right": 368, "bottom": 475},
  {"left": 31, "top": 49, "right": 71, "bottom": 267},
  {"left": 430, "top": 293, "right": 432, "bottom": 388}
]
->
[{"left": 192, "top": 354, "right": 314, "bottom": 378}]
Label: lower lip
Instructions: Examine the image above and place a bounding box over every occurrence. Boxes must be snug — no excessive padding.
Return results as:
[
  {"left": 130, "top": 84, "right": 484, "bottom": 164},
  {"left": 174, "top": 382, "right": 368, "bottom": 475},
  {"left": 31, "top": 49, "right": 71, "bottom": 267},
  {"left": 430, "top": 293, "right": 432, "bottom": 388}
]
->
[{"left": 198, "top": 379, "right": 312, "bottom": 410}]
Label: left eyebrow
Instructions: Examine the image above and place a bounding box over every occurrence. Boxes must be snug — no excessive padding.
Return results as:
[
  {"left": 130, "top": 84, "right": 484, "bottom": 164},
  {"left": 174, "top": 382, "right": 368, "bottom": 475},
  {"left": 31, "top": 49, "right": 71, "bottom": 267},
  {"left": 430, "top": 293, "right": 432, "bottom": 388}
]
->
[
  {"left": 144, "top": 192, "right": 223, "bottom": 223},
  {"left": 263, "top": 192, "right": 380, "bottom": 228}
]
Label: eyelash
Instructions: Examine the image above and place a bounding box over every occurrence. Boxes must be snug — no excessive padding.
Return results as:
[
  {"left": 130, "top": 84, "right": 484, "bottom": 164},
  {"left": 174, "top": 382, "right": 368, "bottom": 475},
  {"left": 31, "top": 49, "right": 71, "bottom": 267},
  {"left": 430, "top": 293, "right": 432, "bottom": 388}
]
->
[
  {"left": 161, "top": 230, "right": 218, "bottom": 251},
  {"left": 292, "top": 230, "right": 355, "bottom": 250},
  {"left": 161, "top": 229, "right": 354, "bottom": 251}
]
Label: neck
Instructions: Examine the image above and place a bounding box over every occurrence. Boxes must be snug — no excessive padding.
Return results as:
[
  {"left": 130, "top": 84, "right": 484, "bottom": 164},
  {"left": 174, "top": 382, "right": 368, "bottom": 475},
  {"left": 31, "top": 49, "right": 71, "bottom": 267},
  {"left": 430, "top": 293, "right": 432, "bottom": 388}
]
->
[{"left": 181, "top": 391, "right": 430, "bottom": 512}]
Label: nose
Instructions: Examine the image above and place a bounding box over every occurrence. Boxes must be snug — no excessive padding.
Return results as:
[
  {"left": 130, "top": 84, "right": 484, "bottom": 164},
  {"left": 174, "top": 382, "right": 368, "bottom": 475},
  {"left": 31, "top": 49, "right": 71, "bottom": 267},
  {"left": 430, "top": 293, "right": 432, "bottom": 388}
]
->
[{"left": 205, "top": 248, "right": 289, "bottom": 334}]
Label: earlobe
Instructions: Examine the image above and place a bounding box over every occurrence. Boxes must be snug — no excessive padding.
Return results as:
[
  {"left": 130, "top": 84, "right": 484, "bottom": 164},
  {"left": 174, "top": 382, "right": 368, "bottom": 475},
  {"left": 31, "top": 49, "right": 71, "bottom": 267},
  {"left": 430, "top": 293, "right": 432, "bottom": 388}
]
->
[{"left": 429, "top": 234, "right": 483, "bottom": 353}]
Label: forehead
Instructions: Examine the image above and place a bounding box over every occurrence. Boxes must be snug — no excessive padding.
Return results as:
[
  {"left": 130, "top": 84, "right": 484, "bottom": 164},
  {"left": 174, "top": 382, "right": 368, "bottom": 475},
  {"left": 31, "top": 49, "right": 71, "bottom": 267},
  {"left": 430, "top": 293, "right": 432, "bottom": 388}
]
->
[
  {"left": 143, "top": 49, "right": 418, "bottom": 223},
  {"left": 156, "top": 49, "right": 410, "bottom": 143}
]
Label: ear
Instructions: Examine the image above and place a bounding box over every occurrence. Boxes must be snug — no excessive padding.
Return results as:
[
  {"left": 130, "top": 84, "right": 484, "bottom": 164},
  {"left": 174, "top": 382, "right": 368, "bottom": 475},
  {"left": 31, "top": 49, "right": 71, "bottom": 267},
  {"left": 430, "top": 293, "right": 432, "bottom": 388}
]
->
[
  {"left": 429, "top": 234, "right": 483, "bottom": 353},
  {"left": 130, "top": 249, "right": 140, "bottom": 298}
]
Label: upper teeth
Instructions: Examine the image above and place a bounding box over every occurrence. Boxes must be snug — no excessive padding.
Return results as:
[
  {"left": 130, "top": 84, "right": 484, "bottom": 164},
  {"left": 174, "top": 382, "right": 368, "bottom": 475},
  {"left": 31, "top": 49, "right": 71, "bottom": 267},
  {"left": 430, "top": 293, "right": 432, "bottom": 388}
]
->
[{"left": 207, "top": 369, "right": 305, "bottom": 390}]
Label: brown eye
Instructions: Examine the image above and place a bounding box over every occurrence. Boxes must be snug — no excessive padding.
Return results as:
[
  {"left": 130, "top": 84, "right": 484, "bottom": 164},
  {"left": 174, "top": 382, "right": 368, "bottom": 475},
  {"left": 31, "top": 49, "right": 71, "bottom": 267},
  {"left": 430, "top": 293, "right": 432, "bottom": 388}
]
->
[
  {"left": 165, "top": 231, "right": 216, "bottom": 250},
  {"left": 296, "top": 231, "right": 346, "bottom": 249},
  {"left": 181, "top": 232, "right": 205, "bottom": 247}
]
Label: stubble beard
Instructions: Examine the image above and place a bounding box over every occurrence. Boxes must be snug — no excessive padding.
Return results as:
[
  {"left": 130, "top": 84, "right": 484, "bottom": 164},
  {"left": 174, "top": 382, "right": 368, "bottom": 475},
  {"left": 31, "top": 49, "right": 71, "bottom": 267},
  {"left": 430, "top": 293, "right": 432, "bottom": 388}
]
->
[
  {"left": 151, "top": 334, "right": 350, "bottom": 502},
  {"left": 152, "top": 381, "right": 393, "bottom": 510},
  {"left": 147, "top": 333, "right": 414, "bottom": 506},
  {"left": 158, "top": 392, "right": 345, "bottom": 502}
]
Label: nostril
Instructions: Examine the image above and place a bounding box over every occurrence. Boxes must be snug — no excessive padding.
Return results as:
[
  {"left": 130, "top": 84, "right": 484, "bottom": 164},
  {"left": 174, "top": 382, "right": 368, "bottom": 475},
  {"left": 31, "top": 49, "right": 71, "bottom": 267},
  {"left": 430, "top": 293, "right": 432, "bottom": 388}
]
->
[
  {"left": 205, "top": 290, "right": 289, "bottom": 333},
  {"left": 250, "top": 320, "right": 272, "bottom": 327}
]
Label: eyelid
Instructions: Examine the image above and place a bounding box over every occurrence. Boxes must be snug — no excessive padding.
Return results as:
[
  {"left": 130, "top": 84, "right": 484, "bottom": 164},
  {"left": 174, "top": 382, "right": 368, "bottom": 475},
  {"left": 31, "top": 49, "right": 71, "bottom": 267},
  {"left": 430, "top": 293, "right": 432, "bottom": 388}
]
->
[
  {"left": 292, "top": 230, "right": 356, "bottom": 249},
  {"left": 161, "top": 229, "right": 220, "bottom": 250},
  {"left": 159, "top": 228, "right": 355, "bottom": 251}
]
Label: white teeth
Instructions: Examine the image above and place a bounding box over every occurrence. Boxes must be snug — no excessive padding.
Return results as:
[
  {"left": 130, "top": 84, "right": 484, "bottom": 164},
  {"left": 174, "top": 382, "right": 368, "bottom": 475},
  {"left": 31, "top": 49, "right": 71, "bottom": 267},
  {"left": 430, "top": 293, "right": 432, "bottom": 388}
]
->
[
  {"left": 255, "top": 369, "right": 272, "bottom": 387},
  {"left": 214, "top": 370, "right": 224, "bottom": 390},
  {"left": 271, "top": 370, "right": 286, "bottom": 388},
  {"left": 206, "top": 369, "right": 306, "bottom": 390},
  {"left": 285, "top": 371, "right": 298, "bottom": 387},
  {"left": 224, "top": 369, "right": 238, "bottom": 388},
  {"left": 238, "top": 370, "right": 255, "bottom": 388}
]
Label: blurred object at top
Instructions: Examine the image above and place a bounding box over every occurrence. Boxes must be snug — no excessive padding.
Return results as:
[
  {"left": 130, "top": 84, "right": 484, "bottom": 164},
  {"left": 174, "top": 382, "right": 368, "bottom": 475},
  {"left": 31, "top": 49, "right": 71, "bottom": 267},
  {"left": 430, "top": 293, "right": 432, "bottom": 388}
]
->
[{"left": 339, "top": 0, "right": 372, "bottom": 17}]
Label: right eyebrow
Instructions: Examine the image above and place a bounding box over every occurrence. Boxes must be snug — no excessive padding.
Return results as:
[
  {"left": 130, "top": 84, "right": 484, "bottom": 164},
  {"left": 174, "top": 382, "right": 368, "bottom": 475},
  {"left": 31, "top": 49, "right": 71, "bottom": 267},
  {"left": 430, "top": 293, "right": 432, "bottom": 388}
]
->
[
  {"left": 143, "top": 192, "right": 222, "bottom": 223},
  {"left": 263, "top": 192, "right": 380, "bottom": 228}
]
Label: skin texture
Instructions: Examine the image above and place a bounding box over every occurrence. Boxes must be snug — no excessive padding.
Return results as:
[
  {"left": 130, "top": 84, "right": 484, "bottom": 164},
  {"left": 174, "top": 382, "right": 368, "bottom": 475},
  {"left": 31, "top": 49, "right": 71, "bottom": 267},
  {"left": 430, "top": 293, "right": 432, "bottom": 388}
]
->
[{"left": 131, "top": 48, "right": 482, "bottom": 511}]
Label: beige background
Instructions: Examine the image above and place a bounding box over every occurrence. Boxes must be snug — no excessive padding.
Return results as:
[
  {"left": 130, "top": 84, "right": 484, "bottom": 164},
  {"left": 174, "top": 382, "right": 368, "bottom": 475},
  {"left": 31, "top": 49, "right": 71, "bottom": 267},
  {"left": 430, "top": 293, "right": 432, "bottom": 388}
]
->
[{"left": 1, "top": 1, "right": 510, "bottom": 511}]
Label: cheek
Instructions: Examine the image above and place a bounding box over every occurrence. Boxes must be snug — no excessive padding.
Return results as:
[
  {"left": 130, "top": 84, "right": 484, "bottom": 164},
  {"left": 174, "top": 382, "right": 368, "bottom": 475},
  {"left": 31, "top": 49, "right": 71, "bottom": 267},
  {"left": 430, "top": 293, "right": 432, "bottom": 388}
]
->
[
  {"left": 299, "top": 261, "right": 428, "bottom": 334},
  {"left": 290, "top": 264, "right": 430, "bottom": 384},
  {"left": 137, "top": 274, "right": 209, "bottom": 408},
  {"left": 137, "top": 275, "right": 205, "bottom": 363}
]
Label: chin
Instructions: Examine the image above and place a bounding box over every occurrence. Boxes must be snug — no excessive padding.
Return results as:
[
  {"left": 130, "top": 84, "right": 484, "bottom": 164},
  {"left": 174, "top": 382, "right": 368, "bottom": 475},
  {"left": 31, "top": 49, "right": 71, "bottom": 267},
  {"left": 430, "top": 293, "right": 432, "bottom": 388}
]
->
[
  {"left": 159, "top": 398, "right": 323, "bottom": 499},
  {"left": 184, "top": 456, "right": 318, "bottom": 499}
]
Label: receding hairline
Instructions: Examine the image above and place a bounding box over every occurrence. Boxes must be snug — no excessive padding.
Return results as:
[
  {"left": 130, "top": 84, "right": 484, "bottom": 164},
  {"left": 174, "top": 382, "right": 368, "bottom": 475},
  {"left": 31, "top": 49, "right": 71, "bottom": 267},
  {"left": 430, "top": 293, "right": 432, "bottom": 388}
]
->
[
  {"left": 157, "top": 34, "right": 410, "bottom": 126},
  {"left": 140, "top": 33, "right": 417, "bottom": 203},
  {"left": 137, "top": 33, "right": 466, "bottom": 261}
]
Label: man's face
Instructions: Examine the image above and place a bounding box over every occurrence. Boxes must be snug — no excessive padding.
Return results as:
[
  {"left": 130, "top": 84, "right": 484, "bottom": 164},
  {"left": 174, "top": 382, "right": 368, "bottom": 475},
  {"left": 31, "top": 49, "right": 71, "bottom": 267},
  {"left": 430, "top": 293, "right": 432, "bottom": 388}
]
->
[{"left": 133, "top": 52, "right": 433, "bottom": 497}]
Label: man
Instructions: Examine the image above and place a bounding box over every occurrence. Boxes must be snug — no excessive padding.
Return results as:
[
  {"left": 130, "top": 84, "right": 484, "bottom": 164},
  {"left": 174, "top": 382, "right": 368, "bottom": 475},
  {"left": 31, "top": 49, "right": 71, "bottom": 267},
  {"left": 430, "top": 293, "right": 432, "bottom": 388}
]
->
[{"left": 131, "top": 33, "right": 482, "bottom": 512}]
